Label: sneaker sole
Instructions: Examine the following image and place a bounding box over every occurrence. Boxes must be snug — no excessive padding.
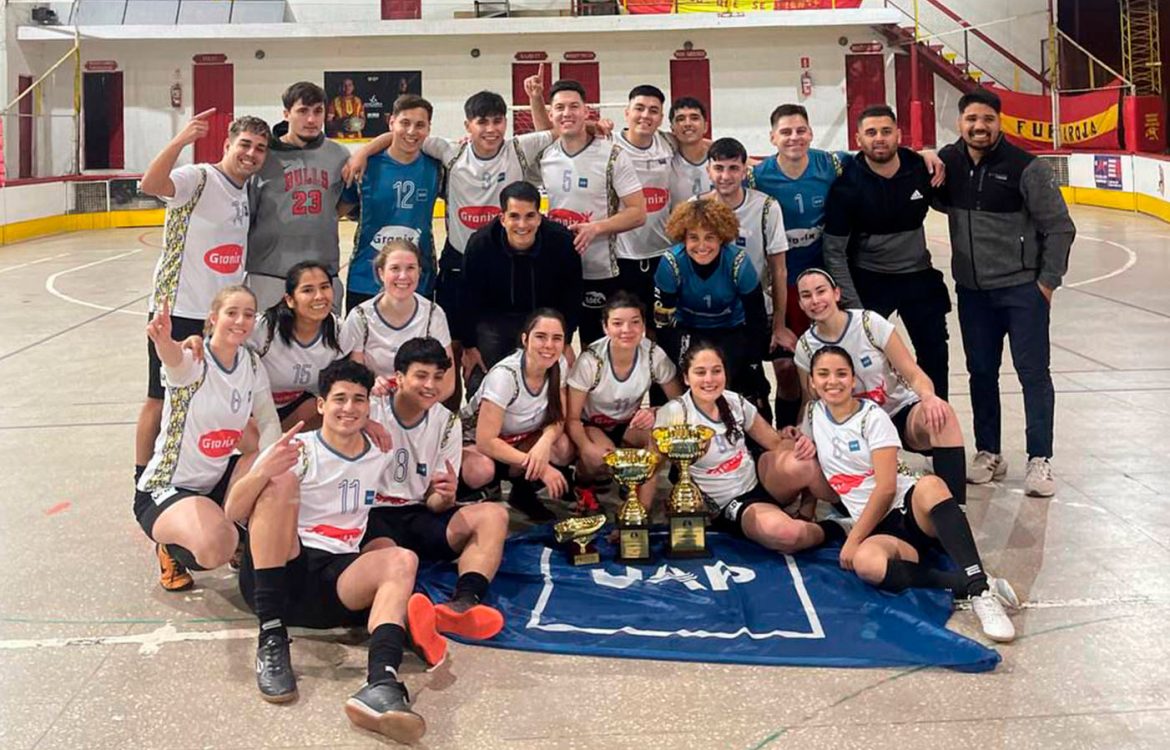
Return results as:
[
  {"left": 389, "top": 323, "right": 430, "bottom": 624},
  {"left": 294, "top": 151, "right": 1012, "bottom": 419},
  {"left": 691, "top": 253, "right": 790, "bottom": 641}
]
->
[
  {"left": 260, "top": 688, "right": 298, "bottom": 704},
  {"left": 406, "top": 594, "right": 448, "bottom": 669},
  {"left": 434, "top": 603, "right": 504, "bottom": 641},
  {"left": 159, "top": 577, "right": 195, "bottom": 592},
  {"left": 1025, "top": 486, "right": 1055, "bottom": 497},
  {"left": 967, "top": 464, "right": 1008, "bottom": 485},
  {"left": 344, "top": 700, "right": 426, "bottom": 744},
  {"left": 983, "top": 628, "right": 1016, "bottom": 644}
]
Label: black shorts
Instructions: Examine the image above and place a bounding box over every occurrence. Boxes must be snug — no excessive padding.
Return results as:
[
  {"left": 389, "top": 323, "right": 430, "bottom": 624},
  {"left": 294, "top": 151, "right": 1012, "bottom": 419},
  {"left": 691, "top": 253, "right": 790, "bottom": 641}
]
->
[
  {"left": 239, "top": 543, "right": 367, "bottom": 629},
  {"left": 146, "top": 313, "right": 206, "bottom": 399},
  {"left": 364, "top": 505, "right": 459, "bottom": 562},
  {"left": 709, "top": 484, "right": 775, "bottom": 537},
  {"left": 615, "top": 256, "right": 661, "bottom": 319},
  {"left": 871, "top": 484, "right": 938, "bottom": 555},
  {"left": 585, "top": 419, "right": 629, "bottom": 447},
  {"left": 133, "top": 454, "right": 241, "bottom": 539},
  {"left": 889, "top": 400, "right": 931, "bottom": 456},
  {"left": 276, "top": 391, "right": 315, "bottom": 422},
  {"left": 435, "top": 241, "right": 464, "bottom": 342},
  {"left": 852, "top": 266, "right": 952, "bottom": 318}
]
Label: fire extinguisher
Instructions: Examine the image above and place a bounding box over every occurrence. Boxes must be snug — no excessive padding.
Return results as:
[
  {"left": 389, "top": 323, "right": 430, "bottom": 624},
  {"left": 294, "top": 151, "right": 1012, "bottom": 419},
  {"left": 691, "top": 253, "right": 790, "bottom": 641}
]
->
[
  {"left": 170, "top": 69, "right": 182, "bottom": 109},
  {"left": 800, "top": 71, "right": 813, "bottom": 98}
]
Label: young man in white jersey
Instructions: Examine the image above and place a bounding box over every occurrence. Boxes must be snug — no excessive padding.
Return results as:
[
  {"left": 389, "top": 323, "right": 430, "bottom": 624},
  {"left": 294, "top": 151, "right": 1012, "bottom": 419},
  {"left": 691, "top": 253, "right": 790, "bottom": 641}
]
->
[
  {"left": 668, "top": 97, "right": 715, "bottom": 208},
  {"left": 365, "top": 337, "right": 508, "bottom": 641},
  {"left": 537, "top": 79, "right": 646, "bottom": 347},
  {"left": 227, "top": 359, "right": 443, "bottom": 743},
  {"left": 135, "top": 112, "right": 270, "bottom": 484}
]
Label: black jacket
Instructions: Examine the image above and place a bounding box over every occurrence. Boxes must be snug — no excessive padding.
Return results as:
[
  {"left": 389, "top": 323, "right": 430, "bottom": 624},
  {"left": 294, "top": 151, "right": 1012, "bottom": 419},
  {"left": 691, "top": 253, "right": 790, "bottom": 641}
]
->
[{"left": 460, "top": 219, "right": 583, "bottom": 346}]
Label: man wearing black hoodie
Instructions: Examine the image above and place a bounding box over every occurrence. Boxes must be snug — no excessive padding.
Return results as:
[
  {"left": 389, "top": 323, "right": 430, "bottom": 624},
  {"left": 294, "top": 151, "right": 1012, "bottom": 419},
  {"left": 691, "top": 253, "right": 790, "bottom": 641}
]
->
[{"left": 461, "top": 181, "right": 583, "bottom": 394}]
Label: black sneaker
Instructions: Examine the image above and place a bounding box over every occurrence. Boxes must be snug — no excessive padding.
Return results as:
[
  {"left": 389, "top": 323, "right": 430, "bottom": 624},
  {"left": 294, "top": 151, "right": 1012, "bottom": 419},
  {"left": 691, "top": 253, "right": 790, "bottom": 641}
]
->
[
  {"left": 255, "top": 631, "right": 297, "bottom": 703},
  {"left": 345, "top": 680, "right": 426, "bottom": 744},
  {"left": 507, "top": 479, "right": 555, "bottom": 521}
]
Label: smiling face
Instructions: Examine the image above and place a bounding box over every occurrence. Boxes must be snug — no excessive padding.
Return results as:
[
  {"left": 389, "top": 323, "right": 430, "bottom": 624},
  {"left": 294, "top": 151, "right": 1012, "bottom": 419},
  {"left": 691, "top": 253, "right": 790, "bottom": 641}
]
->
[
  {"left": 603, "top": 305, "right": 645, "bottom": 349},
  {"left": 959, "top": 102, "right": 1001, "bottom": 152},
  {"left": 684, "top": 348, "right": 727, "bottom": 403},
  {"left": 551, "top": 89, "right": 587, "bottom": 137},
  {"left": 396, "top": 362, "right": 446, "bottom": 411},
  {"left": 797, "top": 271, "right": 841, "bottom": 322},
  {"left": 466, "top": 113, "right": 506, "bottom": 154},
  {"left": 391, "top": 107, "right": 431, "bottom": 157},
  {"left": 377, "top": 248, "right": 420, "bottom": 301},
  {"left": 522, "top": 316, "right": 566, "bottom": 369},
  {"left": 209, "top": 290, "right": 257, "bottom": 347},
  {"left": 625, "top": 95, "right": 664, "bottom": 139},
  {"left": 500, "top": 197, "right": 541, "bottom": 250},
  {"left": 683, "top": 224, "right": 723, "bottom": 265},
  {"left": 286, "top": 267, "right": 333, "bottom": 324},
  {"left": 222, "top": 129, "right": 268, "bottom": 180},
  {"left": 857, "top": 115, "right": 900, "bottom": 164},
  {"left": 809, "top": 351, "right": 855, "bottom": 406},
  {"left": 770, "top": 114, "right": 813, "bottom": 162},
  {"left": 707, "top": 156, "right": 746, "bottom": 199},
  {"left": 671, "top": 107, "right": 707, "bottom": 146},
  {"left": 318, "top": 379, "right": 369, "bottom": 437}
]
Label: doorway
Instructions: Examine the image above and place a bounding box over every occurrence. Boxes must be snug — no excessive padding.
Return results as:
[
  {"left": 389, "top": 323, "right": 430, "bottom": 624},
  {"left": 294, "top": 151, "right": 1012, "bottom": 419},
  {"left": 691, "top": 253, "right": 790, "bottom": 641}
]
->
[
  {"left": 193, "top": 62, "right": 234, "bottom": 164},
  {"left": 83, "top": 71, "right": 124, "bottom": 170}
]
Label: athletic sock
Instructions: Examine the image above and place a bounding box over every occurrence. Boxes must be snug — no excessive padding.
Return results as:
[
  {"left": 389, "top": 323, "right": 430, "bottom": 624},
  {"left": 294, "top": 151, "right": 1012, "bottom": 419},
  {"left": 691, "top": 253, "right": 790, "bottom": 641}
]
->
[
  {"left": 367, "top": 623, "right": 406, "bottom": 685},
  {"left": 451, "top": 572, "right": 490, "bottom": 606},
  {"left": 931, "top": 446, "right": 967, "bottom": 505},
  {"left": 928, "top": 498, "right": 989, "bottom": 597},
  {"left": 774, "top": 397, "right": 803, "bottom": 429},
  {"left": 816, "top": 520, "right": 848, "bottom": 546},
  {"left": 252, "top": 566, "right": 288, "bottom": 640},
  {"left": 134, "top": 464, "right": 146, "bottom": 483},
  {"left": 879, "top": 559, "right": 969, "bottom": 593}
]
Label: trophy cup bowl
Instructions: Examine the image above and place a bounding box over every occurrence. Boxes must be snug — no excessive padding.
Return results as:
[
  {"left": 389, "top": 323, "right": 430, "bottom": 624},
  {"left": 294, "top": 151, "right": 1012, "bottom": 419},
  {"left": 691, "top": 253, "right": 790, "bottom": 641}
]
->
[
  {"left": 604, "top": 449, "right": 660, "bottom": 563},
  {"left": 552, "top": 514, "right": 606, "bottom": 566},
  {"left": 343, "top": 115, "right": 365, "bottom": 133},
  {"left": 651, "top": 424, "right": 715, "bottom": 559}
]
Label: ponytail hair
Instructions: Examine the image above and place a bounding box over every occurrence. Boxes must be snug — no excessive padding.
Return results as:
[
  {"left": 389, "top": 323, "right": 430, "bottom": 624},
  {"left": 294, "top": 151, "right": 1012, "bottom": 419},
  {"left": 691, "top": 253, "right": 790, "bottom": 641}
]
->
[
  {"left": 680, "top": 339, "right": 741, "bottom": 442},
  {"left": 204, "top": 284, "right": 257, "bottom": 337},
  {"left": 520, "top": 307, "right": 567, "bottom": 427},
  {"left": 265, "top": 261, "right": 340, "bottom": 351}
]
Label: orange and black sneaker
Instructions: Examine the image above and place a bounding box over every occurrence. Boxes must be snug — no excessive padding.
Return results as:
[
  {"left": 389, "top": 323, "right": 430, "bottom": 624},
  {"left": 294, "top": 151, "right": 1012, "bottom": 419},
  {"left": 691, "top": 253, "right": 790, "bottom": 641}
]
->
[
  {"left": 435, "top": 600, "right": 504, "bottom": 641},
  {"left": 156, "top": 543, "right": 194, "bottom": 592},
  {"left": 405, "top": 593, "right": 448, "bottom": 670}
]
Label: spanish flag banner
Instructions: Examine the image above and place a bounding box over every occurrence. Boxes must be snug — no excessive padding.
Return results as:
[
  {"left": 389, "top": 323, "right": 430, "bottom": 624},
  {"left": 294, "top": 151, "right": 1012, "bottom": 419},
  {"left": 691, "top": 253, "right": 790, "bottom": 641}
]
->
[{"left": 990, "top": 82, "right": 1122, "bottom": 151}]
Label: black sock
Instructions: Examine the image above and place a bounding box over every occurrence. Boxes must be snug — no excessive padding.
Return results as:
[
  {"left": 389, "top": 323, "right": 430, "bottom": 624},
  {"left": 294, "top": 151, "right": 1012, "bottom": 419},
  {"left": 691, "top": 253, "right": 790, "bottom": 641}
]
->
[
  {"left": 816, "top": 520, "right": 848, "bottom": 545},
  {"left": 252, "top": 566, "right": 288, "bottom": 640},
  {"left": 368, "top": 623, "right": 406, "bottom": 685},
  {"left": 452, "top": 572, "right": 490, "bottom": 605},
  {"left": 928, "top": 498, "right": 989, "bottom": 597},
  {"left": 879, "top": 559, "right": 969, "bottom": 593},
  {"left": 134, "top": 464, "right": 146, "bottom": 482},
  {"left": 774, "top": 397, "right": 802, "bottom": 429},
  {"left": 932, "top": 446, "right": 967, "bottom": 506}
]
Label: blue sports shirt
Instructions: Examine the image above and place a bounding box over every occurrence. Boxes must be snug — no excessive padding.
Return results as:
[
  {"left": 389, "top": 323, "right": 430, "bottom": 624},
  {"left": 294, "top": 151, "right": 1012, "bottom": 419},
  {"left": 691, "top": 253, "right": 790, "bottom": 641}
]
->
[{"left": 655, "top": 243, "right": 760, "bottom": 329}]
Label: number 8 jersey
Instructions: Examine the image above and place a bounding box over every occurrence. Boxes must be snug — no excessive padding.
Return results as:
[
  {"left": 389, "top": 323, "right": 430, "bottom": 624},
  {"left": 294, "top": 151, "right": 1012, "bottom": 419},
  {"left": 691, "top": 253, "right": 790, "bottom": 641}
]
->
[{"left": 368, "top": 396, "right": 462, "bottom": 507}]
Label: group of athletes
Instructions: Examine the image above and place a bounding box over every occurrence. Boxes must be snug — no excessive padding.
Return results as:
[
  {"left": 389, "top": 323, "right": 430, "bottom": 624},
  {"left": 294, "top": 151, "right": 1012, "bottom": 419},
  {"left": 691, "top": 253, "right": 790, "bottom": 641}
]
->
[{"left": 131, "top": 69, "right": 1075, "bottom": 743}]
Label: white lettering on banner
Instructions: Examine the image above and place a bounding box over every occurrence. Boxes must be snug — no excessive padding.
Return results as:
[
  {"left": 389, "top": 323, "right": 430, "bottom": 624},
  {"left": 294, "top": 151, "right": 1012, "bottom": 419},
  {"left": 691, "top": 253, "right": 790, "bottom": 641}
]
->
[
  {"left": 703, "top": 561, "right": 757, "bottom": 591},
  {"left": 590, "top": 561, "right": 756, "bottom": 592},
  {"left": 647, "top": 565, "right": 706, "bottom": 591}
]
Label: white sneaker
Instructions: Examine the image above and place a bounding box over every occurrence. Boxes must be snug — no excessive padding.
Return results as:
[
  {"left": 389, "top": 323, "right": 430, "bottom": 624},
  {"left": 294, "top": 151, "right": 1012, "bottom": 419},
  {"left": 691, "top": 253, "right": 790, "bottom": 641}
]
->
[
  {"left": 1024, "top": 457, "right": 1055, "bottom": 497},
  {"left": 986, "top": 576, "right": 1020, "bottom": 609},
  {"left": 967, "top": 451, "right": 1007, "bottom": 484},
  {"left": 971, "top": 589, "right": 1016, "bottom": 642}
]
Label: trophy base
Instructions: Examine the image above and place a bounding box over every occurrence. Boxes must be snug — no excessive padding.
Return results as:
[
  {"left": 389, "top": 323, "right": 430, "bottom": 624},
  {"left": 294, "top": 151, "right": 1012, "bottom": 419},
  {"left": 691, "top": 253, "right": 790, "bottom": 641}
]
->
[
  {"left": 666, "top": 513, "right": 710, "bottom": 559},
  {"left": 567, "top": 543, "right": 600, "bottom": 566},
  {"left": 615, "top": 525, "right": 651, "bottom": 563}
]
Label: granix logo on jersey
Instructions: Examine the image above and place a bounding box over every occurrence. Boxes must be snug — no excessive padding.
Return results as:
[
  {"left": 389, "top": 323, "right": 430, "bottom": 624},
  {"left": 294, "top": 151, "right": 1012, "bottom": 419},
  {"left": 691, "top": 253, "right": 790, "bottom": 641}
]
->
[
  {"left": 828, "top": 470, "right": 873, "bottom": 495},
  {"left": 458, "top": 205, "right": 500, "bottom": 230},
  {"left": 643, "top": 187, "right": 669, "bottom": 213},
  {"left": 706, "top": 450, "right": 745, "bottom": 476},
  {"left": 548, "top": 208, "right": 592, "bottom": 227},
  {"left": 204, "top": 244, "right": 244, "bottom": 274},
  {"left": 858, "top": 382, "right": 889, "bottom": 406},
  {"left": 307, "top": 524, "right": 363, "bottom": 543},
  {"left": 283, "top": 167, "right": 330, "bottom": 191},
  {"left": 198, "top": 429, "right": 243, "bottom": 458}
]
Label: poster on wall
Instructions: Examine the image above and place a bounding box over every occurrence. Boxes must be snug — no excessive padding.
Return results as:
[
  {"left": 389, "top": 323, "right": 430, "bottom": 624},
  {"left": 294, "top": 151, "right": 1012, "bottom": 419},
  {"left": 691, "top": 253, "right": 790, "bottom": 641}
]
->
[
  {"left": 1093, "top": 155, "right": 1123, "bottom": 191},
  {"left": 323, "top": 71, "right": 422, "bottom": 141}
]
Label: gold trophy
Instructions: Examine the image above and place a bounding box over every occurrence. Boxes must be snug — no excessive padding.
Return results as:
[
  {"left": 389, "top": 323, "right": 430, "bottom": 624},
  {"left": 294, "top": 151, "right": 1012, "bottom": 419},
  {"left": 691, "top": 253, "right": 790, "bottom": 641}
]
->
[
  {"left": 604, "top": 448, "right": 660, "bottom": 563},
  {"left": 552, "top": 514, "right": 606, "bottom": 565},
  {"left": 652, "top": 424, "right": 715, "bottom": 559}
]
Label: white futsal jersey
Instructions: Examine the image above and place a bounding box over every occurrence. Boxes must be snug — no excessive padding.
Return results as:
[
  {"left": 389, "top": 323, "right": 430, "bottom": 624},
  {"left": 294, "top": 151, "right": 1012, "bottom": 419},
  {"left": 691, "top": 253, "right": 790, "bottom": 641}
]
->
[
  {"left": 730, "top": 188, "right": 788, "bottom": 288},
  {"left": 368, "top": 397, "right": 462, "bottom": 507},
  {"left": 342, "top": 294, "right": 452, "bottom": 376},
  {"left": 669, "top": 152, "right": 712, "bottom": 208},
  {"left": 794, "top": 310, "right": 918, "bottom": 416},
  {"left": 539, "top": 137, "right": 641, "bottom": 280},
  {"left": 805, "top": 399, "right": 914, "bottom": 521},
  {"left": 151, "top": 164, "right": 251, "bottom": 319},
  {"left": 614, "top": 131, "right": 674, "bottom": 260},
  {"left": 139, "top": 346, "right": 270, "bottom": 494},
  {"left": 654, "top": 390, "right": 759, "bottom": 506},
  {"left": 463, "top": 349, "right": 569, "bottom": 438},
  {"left": 568, "top": 337, "right": 676, "bottom": 427},
  {"left": 249, "top": 314, "right": 356, "bottom": 406},
  {"left": 290, "top": 431, "right": 390, "bottom": 555},
  {"left": 423, "top": 132, "right": 554, "bottom": 253}
]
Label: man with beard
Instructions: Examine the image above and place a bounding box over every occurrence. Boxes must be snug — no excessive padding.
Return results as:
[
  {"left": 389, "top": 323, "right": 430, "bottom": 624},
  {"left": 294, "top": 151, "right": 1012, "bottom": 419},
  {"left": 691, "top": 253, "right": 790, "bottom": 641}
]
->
[{"left": 820, "top": 104, "right": 952, "bottom": 401}]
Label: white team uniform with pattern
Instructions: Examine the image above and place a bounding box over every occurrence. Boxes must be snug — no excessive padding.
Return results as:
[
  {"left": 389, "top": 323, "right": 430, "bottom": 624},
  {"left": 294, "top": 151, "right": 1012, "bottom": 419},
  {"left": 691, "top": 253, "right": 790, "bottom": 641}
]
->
[
  {"left": 805, "top": 399, "right": 914, "bottom": 520},
  {"left": 463, "top": 350, "right": 569, "bottom": 439},
  {"left": 422, "top": 132, "right": 553, "bottom": 253},
  {"left": 654, "top": 390, "right": 760, "bottom": 507},
  {"left": 138, "top": 346, "right": 270, "bottom": 495},
  {"left": 289, "top": 431, "right": 390, "bottom": 555},
  {"left": 568, "top": 337, "right": 676, "bottom": 427},
  {"left": 730, "top": 188, "right": 788, "bottom": 286},
  {"left": 150, "top": 164, "right": 251, "bottom": 319},
  {"left": 249, "top": 314, "right": 356, "bottom": 406},
  {"left": 669, "top": 152, "right": 712, "bottom": 208},
  {"left": 538, "top": 137, "right": 642, "bottom": 280},
  {"left": 793, "top": 309, "right": 918, "bottom": 416},
  {"left": 341, "top": 293, "right": 452, "bottom": 376},
  {"left": 367, "top": 397, "right": 463, "bottom": 507},
  {"left": 614, "top": 131, "right": 674, "bottom": 260}
]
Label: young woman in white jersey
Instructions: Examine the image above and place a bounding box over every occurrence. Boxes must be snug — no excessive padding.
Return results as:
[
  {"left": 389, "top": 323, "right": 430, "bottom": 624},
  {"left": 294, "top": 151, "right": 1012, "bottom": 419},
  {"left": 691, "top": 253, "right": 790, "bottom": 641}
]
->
[
  {"left": 461, "top": 309, "right": 575, "bottom": 521},
  {"left": 793, "top": 268, "right": 969, "bottom": 505},
  {"left": 803, "top": 346, "right": 1019, "bottom": 641},
  {"left": 134, "top": 286, "right": 280, "bottom": 591},
  {"left": 252, "top": 261, "right": 355, "bottom": 431},
  {"left": 653, "top": 341, "right": 845, "bottom": 553},
  {"left": 567, "top": 292, "right": 683, "bottom": 513},
  {"left": 343, "top": 239, "right": 455, "bottom": 404}
]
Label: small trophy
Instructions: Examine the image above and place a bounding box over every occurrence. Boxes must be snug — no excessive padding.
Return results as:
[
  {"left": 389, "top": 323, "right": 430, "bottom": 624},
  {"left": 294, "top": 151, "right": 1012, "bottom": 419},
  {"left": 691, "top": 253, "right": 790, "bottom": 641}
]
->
[
  {"left": 652, "top": 424, "right": 715, "bottom": 559},
  {"left": 604, "top": 448, "right": 660, "bottom": 563},
  {"left": 552, "top": 514, "right": 606, "bottom": 566}
]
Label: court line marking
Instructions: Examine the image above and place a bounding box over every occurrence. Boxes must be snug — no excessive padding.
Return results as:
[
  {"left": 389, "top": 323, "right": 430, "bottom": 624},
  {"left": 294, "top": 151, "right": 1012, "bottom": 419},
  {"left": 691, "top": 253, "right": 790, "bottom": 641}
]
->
[
  {"left": 0, "top": 622, "right": 351, "bottom": 656},
  {"left": 1066, "top": 235, "right": 1137, "bottom": 288},
  {"left": 0, "top": 252, "right": 71, "bottom": 275},
  {"left": 44, "top": 249, "right": 144, "bottom": 316}
]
